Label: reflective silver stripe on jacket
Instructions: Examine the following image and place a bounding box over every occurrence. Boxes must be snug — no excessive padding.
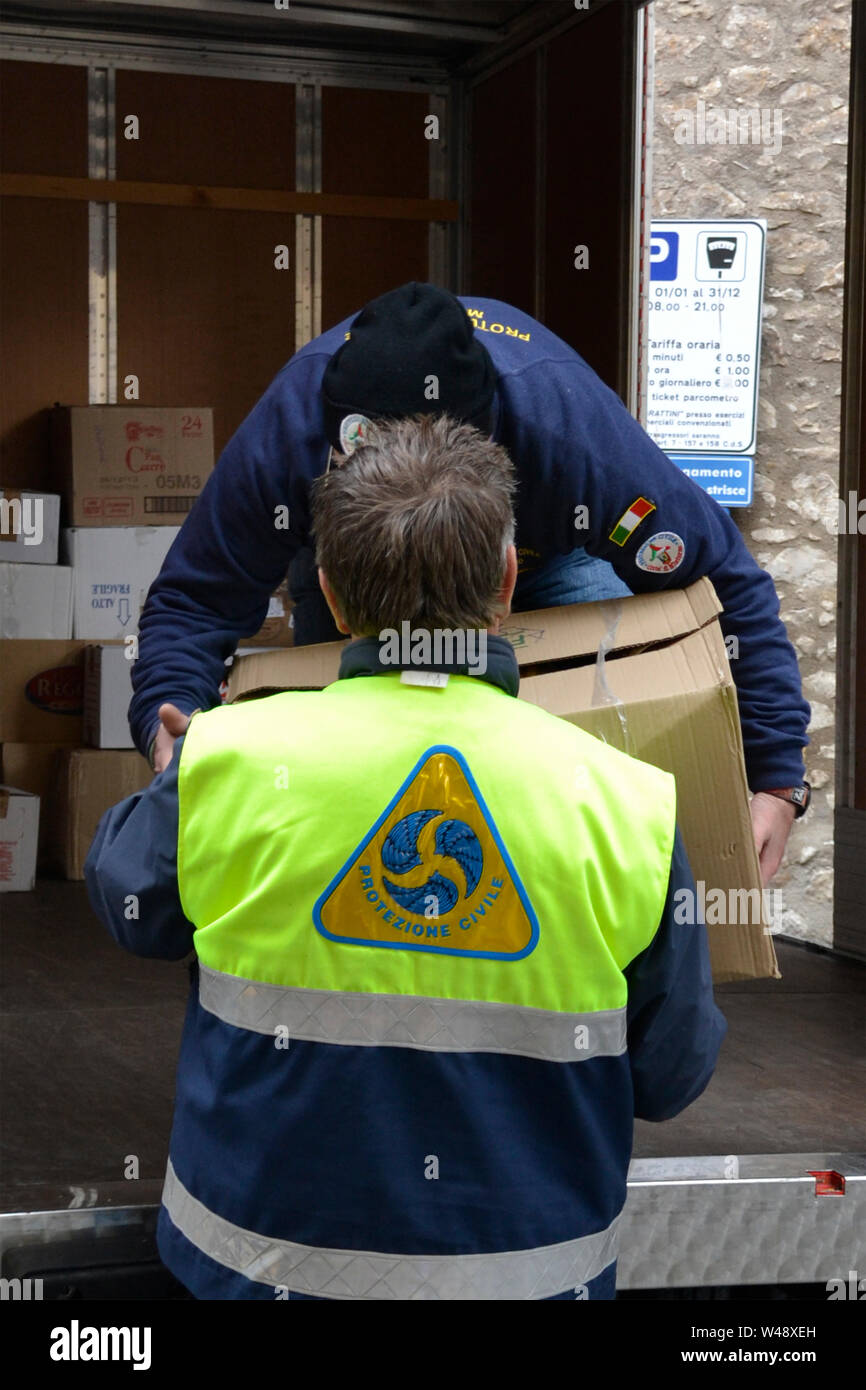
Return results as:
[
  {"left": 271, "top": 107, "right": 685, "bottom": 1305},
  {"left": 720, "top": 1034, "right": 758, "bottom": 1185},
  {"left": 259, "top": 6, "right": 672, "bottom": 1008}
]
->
[
  {"left": 163, "top": 1159, "right": 620, "bottom": 1299},
  {"left": 198, "top": 962, "right": 627, "bottom": 1063}
]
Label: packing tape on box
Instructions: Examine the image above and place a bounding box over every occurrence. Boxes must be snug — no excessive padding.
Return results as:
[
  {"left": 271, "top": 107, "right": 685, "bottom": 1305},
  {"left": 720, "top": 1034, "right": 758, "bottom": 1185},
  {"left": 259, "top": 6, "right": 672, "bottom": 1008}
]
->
[{"left": 591, "top": 599, "right": 633, "bottom": 754}]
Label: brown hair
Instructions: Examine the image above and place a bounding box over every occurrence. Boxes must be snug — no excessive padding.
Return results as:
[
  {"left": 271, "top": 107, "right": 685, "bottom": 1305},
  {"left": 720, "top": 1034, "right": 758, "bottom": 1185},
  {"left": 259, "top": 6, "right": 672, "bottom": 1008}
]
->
[{"left": 311, "top": 414, "right": 515, "bottom": 635}]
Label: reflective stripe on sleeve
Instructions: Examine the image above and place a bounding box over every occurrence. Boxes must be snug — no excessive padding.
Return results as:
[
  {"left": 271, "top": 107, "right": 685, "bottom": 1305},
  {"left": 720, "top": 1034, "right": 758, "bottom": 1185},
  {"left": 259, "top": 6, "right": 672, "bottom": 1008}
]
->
[{"left": 198, "top": 962, "right": 627, "bottom": 1062}]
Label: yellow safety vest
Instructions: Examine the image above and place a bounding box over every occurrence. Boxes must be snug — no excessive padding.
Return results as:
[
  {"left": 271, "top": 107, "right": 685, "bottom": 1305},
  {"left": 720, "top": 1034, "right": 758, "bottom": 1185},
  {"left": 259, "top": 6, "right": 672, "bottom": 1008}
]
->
[{"left": 177, "top": 672, "right": 676, "bottom": 1022}]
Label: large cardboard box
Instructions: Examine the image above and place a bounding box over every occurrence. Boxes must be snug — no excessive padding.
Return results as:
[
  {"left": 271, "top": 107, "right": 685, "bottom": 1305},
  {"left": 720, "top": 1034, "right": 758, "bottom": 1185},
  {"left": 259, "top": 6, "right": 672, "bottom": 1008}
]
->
[
  {"left": 510, "top": 587, "right": 779, "bottom": 984},
  {"left": 0, "top": 562, "right": 73, "bottom": 639},
  {"left": 52, "top": 406, "right": 213, "bottom": 526},
  {"left": 0, "top": 488, "right": 61, "bottom": 564},
  {"left": 83, "top": 643, "right": 135, "bottom": 748},
  {"left": 229, "top": 636, "right": 346, "bottom": 695},
  {"left": 226, "top": 579, "right": 778, "bottom": 983},
  {"left": 0, "top": 743, "right": 66, "bottom": 869},
  {"left": 0, "top": 786, "right": 39, "bottom": 892},
  {"left": 54, "top": 749, "right": 150, "bottom": 880},
  {"left": 63, "top": 526, "right": 180, "bottom": 639},
  {"left": 0, "top": 640, "right": 87, "bottom": 742}
]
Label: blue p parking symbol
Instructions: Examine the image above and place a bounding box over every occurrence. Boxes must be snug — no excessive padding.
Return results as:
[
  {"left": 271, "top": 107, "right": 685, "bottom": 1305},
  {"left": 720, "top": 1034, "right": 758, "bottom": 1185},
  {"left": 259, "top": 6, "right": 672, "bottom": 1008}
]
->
[{"left": 650, "top": 231, "right": 679, "bottom": 281}]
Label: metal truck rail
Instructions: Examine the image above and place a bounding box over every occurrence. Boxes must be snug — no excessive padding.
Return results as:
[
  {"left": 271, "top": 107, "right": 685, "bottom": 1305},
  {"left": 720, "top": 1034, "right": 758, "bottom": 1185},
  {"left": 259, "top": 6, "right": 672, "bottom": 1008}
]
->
[{"left": 2, "top": 1152, "right": 863, "bottom": 1298}]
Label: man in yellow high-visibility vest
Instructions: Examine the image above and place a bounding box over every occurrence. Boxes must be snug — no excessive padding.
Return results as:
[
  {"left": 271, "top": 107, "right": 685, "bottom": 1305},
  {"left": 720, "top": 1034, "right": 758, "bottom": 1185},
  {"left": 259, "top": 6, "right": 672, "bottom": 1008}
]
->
[{"left": 87, "top": 414, "right": 725, "bottom": 1301}]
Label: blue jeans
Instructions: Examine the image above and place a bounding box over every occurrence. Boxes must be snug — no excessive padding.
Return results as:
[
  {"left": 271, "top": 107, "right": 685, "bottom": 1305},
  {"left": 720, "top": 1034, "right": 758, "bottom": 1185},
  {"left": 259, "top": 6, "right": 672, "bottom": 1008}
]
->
[
  {"left": 289, "top": 547, "right": 631, "bottom": 647},
  {"left": 514, "top": 548, "right": 632, "bottom": 610}
]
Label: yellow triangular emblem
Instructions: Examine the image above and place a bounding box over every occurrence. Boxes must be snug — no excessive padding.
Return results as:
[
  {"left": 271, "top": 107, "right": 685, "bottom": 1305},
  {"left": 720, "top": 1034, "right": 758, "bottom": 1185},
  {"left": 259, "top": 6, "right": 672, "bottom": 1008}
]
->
[{"left": 314, "top": 745, "right": 538, "bottom": 959}]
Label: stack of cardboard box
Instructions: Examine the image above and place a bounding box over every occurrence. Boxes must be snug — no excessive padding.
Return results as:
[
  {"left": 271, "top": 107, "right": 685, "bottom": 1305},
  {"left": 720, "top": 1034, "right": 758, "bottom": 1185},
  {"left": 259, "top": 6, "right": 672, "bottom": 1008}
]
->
[
  {"left": 1, "top": 486, "right": 69, "bottom": 889},
  {"left": 1, "top": 407, "right": 213, "bottom": 886},
  {"left": 0, "top": 489, "right": 68, "bottom": 639},
  {"left": 1, "top": 404, "right": 297, "bottom": 889}
]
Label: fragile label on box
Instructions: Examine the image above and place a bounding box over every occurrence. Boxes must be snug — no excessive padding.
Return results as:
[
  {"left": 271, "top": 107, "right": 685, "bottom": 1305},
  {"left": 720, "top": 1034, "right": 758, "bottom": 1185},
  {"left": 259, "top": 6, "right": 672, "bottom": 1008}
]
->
[{"left": 63, "top": 527, "right": 180, "bottom": 639}]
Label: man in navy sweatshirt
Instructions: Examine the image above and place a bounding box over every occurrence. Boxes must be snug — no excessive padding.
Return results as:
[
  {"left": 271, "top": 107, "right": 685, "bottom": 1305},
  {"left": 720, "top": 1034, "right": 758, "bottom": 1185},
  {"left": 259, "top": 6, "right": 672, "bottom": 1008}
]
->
[{"left": 131, "top": 282, "right": 811, "bottom": 881}]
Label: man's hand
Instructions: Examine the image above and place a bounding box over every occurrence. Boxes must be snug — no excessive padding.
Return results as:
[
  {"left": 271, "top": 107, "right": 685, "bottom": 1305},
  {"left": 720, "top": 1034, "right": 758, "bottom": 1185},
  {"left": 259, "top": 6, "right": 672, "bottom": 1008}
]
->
[
  {"left": 152, "top": 703, "right": 191, "bottom": 774},
  {"left": 750, "top": 792, "right": 797, "bottom": 885}
]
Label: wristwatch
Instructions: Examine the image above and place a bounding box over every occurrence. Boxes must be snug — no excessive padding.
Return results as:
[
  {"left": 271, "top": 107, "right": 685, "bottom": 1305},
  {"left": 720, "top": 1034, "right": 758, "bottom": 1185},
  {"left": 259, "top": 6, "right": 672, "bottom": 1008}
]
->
[{"left": 761, "top": 782, "right": 811, "bottom": 818}]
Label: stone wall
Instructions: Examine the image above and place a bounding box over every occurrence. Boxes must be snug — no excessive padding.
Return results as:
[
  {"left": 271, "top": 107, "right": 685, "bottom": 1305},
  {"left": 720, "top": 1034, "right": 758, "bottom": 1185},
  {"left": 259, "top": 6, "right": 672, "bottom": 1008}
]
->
[{"left": 651, "top": 0, "right": 851, "bottom": 944}]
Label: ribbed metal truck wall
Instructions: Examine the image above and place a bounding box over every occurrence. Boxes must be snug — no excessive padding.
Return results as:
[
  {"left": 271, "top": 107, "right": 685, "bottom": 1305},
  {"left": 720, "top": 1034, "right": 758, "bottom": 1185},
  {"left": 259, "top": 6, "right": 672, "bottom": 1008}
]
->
[{"left": 467, "top": 0, "right": 641, "bottom": 401}]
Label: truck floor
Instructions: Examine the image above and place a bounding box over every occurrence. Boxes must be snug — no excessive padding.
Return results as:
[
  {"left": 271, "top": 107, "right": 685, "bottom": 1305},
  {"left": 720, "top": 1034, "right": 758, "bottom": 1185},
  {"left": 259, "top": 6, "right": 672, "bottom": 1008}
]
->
[{"left": 1, "top": 880, "right": 863, "bottom": 1213}]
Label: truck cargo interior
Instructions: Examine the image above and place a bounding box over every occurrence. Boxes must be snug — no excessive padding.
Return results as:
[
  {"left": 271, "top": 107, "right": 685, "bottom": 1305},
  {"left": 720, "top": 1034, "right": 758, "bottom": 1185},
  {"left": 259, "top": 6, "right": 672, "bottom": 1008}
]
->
[{"left": 0, "top": 0, "right": 863, "bottom": 1308}]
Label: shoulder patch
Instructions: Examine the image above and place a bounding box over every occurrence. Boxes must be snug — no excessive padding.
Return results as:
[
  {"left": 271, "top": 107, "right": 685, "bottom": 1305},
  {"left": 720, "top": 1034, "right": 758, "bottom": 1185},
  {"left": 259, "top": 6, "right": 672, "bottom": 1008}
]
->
[
  {"left": 609, "top": 496, "right": 656, "bottom": 547},
  {"left": 635, "top": 531, "right": 685, "bottom": 574},
  {"left": 313, "top": 745, "right": 539, "bottom": 960},
  {"left": 339, "top": 412, "right": 372, "bottom": 455}
]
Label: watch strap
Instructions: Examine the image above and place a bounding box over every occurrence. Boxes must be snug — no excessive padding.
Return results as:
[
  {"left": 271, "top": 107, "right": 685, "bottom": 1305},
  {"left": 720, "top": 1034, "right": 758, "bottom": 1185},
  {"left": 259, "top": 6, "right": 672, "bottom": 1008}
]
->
[{"left": 762, "top": 783, "right": 811, "bottom": 818}]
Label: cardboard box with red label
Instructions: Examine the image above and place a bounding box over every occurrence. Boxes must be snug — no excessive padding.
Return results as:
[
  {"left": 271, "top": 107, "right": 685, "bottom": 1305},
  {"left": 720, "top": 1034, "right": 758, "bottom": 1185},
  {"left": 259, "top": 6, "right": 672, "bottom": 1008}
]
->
[
  {"left": 52, "top": 406, "right": 214, "bottom": 527},
  {"left": 0, "top": 640, "right": 88, "bottom": 743},
  {"left": 0, "top": 785, "right": 39, "bottom": 892},
  {"left": 0, "top": 743, "right": 67, "bottom": 870}
]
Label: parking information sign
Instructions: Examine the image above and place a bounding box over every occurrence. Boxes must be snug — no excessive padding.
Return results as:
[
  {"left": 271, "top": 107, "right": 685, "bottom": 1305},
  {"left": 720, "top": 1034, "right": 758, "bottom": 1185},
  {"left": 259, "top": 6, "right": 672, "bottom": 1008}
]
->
[
  {"left": 666, "top": 453, "right": 753, "bottom": 507},
  {"left": 646, "top": 219, "right": 766, "bottom": 455}
]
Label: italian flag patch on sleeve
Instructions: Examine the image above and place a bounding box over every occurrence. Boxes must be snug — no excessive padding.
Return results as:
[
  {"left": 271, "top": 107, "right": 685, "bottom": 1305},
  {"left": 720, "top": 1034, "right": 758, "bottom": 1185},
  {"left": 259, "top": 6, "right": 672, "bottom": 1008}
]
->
[{"left": 609, "top": 496, "right": 656, "bottom": 547}]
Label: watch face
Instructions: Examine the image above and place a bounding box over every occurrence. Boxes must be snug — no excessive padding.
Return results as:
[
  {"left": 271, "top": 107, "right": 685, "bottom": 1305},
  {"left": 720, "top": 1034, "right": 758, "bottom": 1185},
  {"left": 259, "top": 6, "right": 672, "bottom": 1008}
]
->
[{"left": 792, "top": 787, "right": 806, "bottom": 805}]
